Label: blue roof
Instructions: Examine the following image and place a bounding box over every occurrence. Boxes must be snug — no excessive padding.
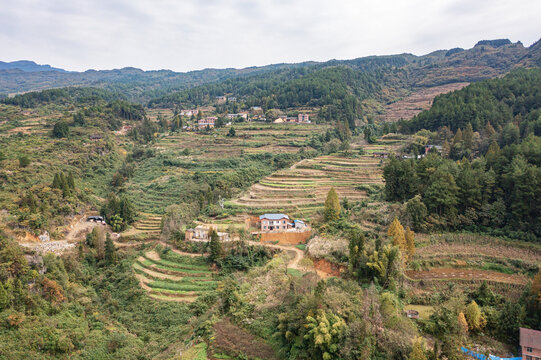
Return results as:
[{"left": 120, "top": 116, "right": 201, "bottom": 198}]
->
[
  {"left": 294, "top": 220, "right": 305, "bottom": 224},
  {"left": 260, "top": 214, "right": 289, "bottom": 220}
]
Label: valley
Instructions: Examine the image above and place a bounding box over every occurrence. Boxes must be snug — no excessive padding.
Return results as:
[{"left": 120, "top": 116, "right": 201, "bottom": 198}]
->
[{"left": 0, "top": 38, "right": 540, "bottom": 360}]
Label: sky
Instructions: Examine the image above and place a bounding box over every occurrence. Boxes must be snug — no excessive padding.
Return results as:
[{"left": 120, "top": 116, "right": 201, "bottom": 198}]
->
[{"left": 1, "top": 0, "right": 540, "bottom": 72}]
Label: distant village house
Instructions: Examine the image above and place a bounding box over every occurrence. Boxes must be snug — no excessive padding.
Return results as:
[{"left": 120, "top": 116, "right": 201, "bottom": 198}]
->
[
  {"left": 180, "top": 109, "right": 199, "bottom": 117},
  {"left": 198, "top": 116, "right": 217, "bottom": 129},
  {"left": 373, "top": 151, "right": 389, "bottom": 158},
  {"left": 185, "top": 225, "right": 230, "bottom": 242},
  {"left": 297, "top": 114, "right": 310, "bottom": 123}
]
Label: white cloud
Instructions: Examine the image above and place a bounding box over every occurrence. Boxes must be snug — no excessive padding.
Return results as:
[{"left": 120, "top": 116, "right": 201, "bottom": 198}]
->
[{"left": 0, "top": 0, "right": 539, "bottom": 71}]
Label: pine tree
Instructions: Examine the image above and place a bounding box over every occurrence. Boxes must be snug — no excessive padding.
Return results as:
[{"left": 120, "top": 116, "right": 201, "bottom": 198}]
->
[
  {"left": 0, "top": 283, "right": 9, "bottom": 310},
  {"left": 463, "top": 123, "right": 474, "bottom": 151},
  {"left": 453, "top": 128, "right": 463, "bottom": 145},
  {"left": 67, "top": 172, "right": 75, "bottom": 189},
  {"left": 105, "top": 233, "right": 116, "bottom": 265},
  {"left": 324, "top": 187, "right": 341, "bottom": 222},
  {"left": 387, "top": 217, "right": 405, "bottom": 251},
  {"left": 59, "top": 172, "right": 69, "bottom": 197},
  {"left": 52, "top": 173, "right": 61, "bottom": 189},
  {"left": 405, "top": 227, "right": 415, "bottom": 261},
  {"left": 532, "top": 269, "right": 541, "bottom": 303},
  {"left": 209, "top": 228, "right": 222, "bottom": 263}
]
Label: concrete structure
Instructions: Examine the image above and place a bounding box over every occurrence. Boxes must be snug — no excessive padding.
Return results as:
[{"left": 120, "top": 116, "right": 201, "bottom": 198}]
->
[
  {"left": 227, "top": 113, "right": 248, "bottom": 120},
  {"left": 520, "top": 328, "right": 541, "bottom": 360},
  {"left": 259, "top": 214, "right": 290, "bottom": 232},
  {"left": 185, "top": 225, "right": 230, "bottom": 242},
  {"left": 373, "top": 151, "right": 389, "bottom": 158},
  {"left": 294, "top": 220, "right": 306, "bottom": 230},
  {"left": 180, "top": 109, "right": 199, "bottom": 117},
  {"left": 198, "top": 117, "right": 216, "bottom": 129},
  {"left": 297, "top": 114, "right": 310, "bottom": 123},
  {"left": 405, "top": 310, "right": 419, "bottom": 319}
]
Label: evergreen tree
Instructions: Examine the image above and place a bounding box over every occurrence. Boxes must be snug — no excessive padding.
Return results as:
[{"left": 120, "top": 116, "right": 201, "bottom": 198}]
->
[
  {"left": 52, "top": 173, "right": 61, "bottom": 189},
  {"left": 424, "top": 170, "right": 459, "bottom": 215},
  {"left": 209, "top": 228, "right": 222, "bottom": 263},
  {"left": 405, "top": 227, "right": 415, "bottom": 261},
  {"left": 463, "top": 123, "right": 474, "bottom": 151},
  {"left": 0, "top": 283, "right": 9, "bottom": 310},
  {"left": 67, "top": 172, "right": 75, "bottom": 189},
  {"left": 324, "top": 187, "right": 341, "bottom": 222},
  {"left": 105, "top": 233, "right": 116, "bottom": 265},
  {"left": 405, "top": 195, "right": 427, "bottom": 231},
  {"left": 52, "top": 121, "right": 69, "bottom": 138}
]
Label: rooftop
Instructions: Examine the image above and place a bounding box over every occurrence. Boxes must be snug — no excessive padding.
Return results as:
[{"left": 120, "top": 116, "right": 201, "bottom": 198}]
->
[
  {"left": 259, "top": 214, "right": 289, "bottom": 220},
  {"left": 520, "top": 327, "right": 541, "bottom": 348}
]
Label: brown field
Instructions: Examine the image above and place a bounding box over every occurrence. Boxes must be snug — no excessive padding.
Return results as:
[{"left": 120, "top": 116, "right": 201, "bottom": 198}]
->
[
  {"left": 380, "top": 82, "right": 469, "bottom": 122},
  {"left": 406, "top": 268, "right": 528, "bottom": 285}
]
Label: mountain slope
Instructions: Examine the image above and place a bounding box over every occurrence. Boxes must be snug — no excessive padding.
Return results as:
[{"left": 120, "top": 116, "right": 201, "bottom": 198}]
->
[{"left": 0, "top": 60, "right": 66, "bottom": 72}]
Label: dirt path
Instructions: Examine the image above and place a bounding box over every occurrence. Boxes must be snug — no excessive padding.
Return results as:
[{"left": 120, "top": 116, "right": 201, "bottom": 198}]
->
[
  {"left": 247, "top": 241, "right": 330, "bottom": 279},
  {"left": 65, "top": 213, "right": 102, "bottom": 242},
  {"left": 145, "top": 250, "right": 161, "bottom": 261},
  {"left": 406, "top": 268, "right": 528, "bottom": 285}
]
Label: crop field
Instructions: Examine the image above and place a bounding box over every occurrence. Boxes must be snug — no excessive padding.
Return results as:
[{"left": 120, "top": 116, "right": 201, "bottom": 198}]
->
[
  {"left": 154, "top": 122, "right": 329, "bottom": 159},
  {"left": 407, "top": 233, "right": 541, "bottom": 300},
  {"left": 133, "top": 245, "right": 217, "bottom": 302},
  {"left": 226, "top": 138, "right": 403, "bottom": 219},
  {"left": 124, "top": 122, "right": 330, "bottom": 214}
]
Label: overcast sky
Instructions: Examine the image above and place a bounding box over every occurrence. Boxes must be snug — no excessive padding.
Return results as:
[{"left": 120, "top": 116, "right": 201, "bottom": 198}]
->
[{"left": 1, "top": 0, "right": 540, "bottom": 72}]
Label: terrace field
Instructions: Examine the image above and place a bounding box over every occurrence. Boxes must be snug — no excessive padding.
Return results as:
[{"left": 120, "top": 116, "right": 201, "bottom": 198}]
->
[
  {"left": 133, "top": 244, "right": 217, "bottom": 302},
  {"left": 227, "top": 136, "right": 405, "bottom": 219},
  {"left": 406, "top": 232, "right": 541, "bottom": 302},
  {"left": 124, "top": 122, "right": 330, "bottom": 214}
]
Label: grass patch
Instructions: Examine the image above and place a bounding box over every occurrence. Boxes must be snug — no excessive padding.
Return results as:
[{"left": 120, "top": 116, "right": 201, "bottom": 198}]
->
[{"left": 287, "top": 268, "right": 303, "bottom": 277}]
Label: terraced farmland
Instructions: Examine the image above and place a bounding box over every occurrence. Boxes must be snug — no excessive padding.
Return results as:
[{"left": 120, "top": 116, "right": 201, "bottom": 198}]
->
[
  {"left": 228, "top": 152, "right": 392, "bottom": 218},
  {"left": 133, "top": 245, "right": 217, "bottom": 302},
  {"left": 155, "top": 122, "right": 329, "bottom": 160},
  {"left": 121, "top": 214, "right": 162, "bottom": 240},
  {"left": 125, "top": 122, "right": 330, "bottom": 213}
]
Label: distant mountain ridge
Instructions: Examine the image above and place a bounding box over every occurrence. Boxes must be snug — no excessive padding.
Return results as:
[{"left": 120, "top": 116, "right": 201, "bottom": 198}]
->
[
  {"left": 0, "top": 37, "right": 539, "bottom": 102},
  {"left": 0, "top": 60, "right": 66, "bottom": 73}
]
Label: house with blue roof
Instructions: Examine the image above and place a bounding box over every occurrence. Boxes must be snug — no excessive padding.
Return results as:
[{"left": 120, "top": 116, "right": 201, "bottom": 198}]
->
[{"left": 259, "top": 214, "right": 290, "bottom": 232}]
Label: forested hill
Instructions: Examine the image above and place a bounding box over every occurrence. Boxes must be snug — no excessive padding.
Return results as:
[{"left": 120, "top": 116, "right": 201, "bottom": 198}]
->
[
  {"left": 399, "top": 68, "right": 541, "bottom": 133},
  {"left": 1, "top": 38, "right": 539, "bottom": 103},
  {"left": 147, "top": 39, "right": 539, "bottom": 110},
  {"left": 384, "top": 67, "right": 541, "bottom": 240}
]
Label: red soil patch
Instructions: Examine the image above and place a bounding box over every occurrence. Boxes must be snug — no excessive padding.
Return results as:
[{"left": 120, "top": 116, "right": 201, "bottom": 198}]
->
[
  {"left": 212, "top": 319, "right": 278, "bottom": 360},
  {"left": 311, "top": 257, "right": 346, "bottom": 278}
]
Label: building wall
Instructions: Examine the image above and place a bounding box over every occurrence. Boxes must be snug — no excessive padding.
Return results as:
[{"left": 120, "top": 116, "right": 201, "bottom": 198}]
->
[
  {"left": 522, "top": 346, "right": 541, "bottom": 359},
  {"left": 260, "top": 218, "right": 288, "bottom": 231},
  {"left": 257, "top": 231, "right": 311, "bottom": 245}
]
